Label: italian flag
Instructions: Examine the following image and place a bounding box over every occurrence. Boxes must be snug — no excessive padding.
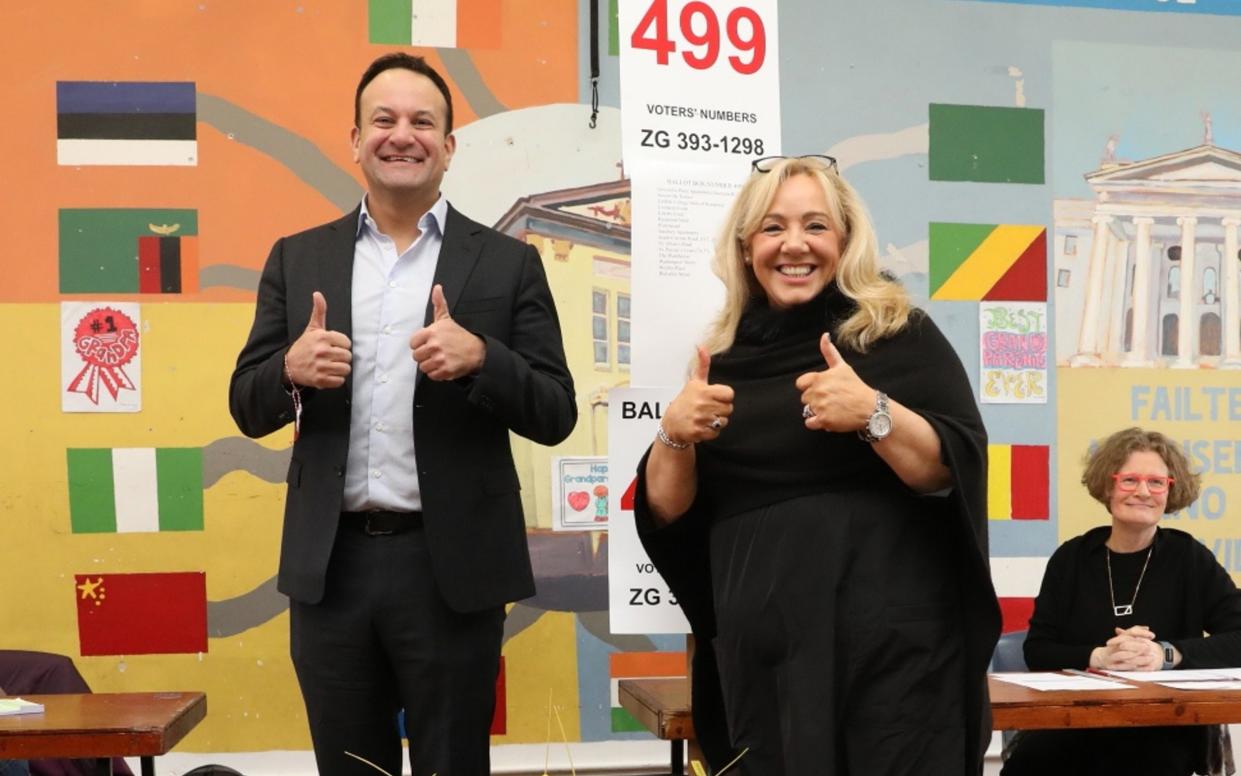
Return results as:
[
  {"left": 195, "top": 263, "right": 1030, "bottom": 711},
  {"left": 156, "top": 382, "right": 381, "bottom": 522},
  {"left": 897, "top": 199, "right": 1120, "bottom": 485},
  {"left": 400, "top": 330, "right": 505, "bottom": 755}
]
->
[
  {"left": 67, "top": 447, "right": 204, "bottom": 533},
  {"left": 369, "top": 0, "right": 501, "bottom": 48}
]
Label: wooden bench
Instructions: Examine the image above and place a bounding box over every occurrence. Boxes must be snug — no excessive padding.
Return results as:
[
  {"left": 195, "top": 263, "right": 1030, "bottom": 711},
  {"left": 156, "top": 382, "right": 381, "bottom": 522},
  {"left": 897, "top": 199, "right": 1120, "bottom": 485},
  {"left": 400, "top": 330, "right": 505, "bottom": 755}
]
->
[{"left": 617, "top": 677, "right": 696, "bottom": 776}]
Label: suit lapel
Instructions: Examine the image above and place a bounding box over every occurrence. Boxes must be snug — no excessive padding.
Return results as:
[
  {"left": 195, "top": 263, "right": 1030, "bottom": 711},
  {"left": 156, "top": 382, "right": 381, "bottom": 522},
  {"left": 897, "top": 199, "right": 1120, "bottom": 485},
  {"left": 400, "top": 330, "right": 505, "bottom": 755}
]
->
[{"left": 426, "top": 205, "right": 483, "bottom": 326}]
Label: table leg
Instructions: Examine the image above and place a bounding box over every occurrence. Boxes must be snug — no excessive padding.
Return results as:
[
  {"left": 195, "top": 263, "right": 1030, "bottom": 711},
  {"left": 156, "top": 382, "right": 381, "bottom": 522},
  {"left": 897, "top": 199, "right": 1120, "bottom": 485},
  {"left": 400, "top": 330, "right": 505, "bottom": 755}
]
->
[
  {"left": 141, "top": 756, "right": 155, "bottom": 776},
  {"left": 671, "top": 739, "right": 684, "bottom": 776},
  {"left": 95, "top": 758, "right": 113, "bottom": 775}
]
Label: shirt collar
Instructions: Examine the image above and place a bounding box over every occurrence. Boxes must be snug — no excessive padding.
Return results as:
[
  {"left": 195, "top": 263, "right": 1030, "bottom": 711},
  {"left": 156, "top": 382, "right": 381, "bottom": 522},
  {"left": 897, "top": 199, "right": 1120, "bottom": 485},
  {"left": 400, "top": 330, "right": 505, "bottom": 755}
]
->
[{"left": 356, "top": 194, "right": 448, "bottom": 239}]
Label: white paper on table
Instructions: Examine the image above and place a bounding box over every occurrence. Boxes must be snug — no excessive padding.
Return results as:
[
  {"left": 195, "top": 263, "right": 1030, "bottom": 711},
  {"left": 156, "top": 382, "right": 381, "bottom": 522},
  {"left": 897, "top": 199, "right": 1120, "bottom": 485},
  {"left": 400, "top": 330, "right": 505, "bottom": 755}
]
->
[
  {"left": 991, "top": 672, "right": 1134, "bottom": 691},
  {"left": 1156, "top": 680, "right": 1241, "bottom": 690},
  {"left": 1104, "top": 669, "right": 1234, "bottom": 682}
]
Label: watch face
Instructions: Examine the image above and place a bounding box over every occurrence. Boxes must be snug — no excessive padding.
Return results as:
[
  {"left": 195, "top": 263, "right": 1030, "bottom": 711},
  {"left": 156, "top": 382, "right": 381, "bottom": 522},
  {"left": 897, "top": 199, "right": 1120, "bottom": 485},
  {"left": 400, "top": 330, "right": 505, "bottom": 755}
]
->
[{"left": 869, "top": 412, "right": 892, "bottom": 438}]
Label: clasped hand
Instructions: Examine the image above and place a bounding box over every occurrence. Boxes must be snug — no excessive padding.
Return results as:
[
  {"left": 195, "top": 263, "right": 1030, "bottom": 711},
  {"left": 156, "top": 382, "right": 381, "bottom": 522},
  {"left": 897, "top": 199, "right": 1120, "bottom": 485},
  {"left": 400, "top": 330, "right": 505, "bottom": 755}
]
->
[
  {"left": 794, "top": 333, "right": 878, "bottom": 433},
  {"left": 1089, "top": 625, "right": 1164, "bottom": 672}
]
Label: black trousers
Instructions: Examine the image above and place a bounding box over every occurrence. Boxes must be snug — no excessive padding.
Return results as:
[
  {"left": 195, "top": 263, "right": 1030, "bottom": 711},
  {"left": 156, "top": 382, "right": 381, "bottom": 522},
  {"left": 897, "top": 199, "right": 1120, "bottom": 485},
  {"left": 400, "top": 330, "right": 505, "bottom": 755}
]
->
[
  {"left": 1000, "top": 727, "right": 1200, "bottom": 776},
  {"left": 709, "top": 491, "right": 971, "bottom": 776},
  {"left": 290, "top": 523, "right": 505, "bottom": 776}
]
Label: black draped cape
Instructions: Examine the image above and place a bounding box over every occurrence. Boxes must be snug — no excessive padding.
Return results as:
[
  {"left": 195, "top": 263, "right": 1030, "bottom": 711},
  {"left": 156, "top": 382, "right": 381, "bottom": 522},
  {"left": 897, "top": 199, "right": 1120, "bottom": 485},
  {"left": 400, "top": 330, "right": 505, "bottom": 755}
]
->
[{"left": 634, "top": 285, "right": 1001, "bottom": 772}]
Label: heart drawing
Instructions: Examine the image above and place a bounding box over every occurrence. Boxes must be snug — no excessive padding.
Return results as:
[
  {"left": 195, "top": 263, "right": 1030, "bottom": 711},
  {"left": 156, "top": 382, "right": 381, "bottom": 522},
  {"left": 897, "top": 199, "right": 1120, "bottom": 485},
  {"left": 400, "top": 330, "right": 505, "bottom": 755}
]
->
[{"left": 566, "top": 491, "right": 590, "bottom": 511}]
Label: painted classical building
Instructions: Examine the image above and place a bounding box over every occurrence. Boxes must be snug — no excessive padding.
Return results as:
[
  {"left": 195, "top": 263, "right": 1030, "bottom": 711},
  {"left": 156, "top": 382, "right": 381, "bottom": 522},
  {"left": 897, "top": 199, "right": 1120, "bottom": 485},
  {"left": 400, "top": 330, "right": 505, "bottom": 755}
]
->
[{"left": 1055, "top": 143, "right": 1241, "bottom": 368}]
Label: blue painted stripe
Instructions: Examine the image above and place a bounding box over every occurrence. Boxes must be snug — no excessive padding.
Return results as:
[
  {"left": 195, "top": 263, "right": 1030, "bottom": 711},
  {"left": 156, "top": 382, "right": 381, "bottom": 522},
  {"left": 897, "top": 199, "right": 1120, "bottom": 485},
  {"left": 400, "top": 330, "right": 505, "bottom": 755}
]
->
[
  {"left": 57, "top": 82, "right": 196, "bottom": 114},
  {"left": 963, "top": 0, "right": 1241, "bottom": 14}
]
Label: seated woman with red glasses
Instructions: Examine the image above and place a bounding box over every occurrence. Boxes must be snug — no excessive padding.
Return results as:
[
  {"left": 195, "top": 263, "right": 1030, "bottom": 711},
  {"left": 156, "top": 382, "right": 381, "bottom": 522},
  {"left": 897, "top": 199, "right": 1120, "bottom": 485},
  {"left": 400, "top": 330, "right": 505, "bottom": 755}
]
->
[{"left": 1002, "top": 427, "right": 1241, "bottom": 776}]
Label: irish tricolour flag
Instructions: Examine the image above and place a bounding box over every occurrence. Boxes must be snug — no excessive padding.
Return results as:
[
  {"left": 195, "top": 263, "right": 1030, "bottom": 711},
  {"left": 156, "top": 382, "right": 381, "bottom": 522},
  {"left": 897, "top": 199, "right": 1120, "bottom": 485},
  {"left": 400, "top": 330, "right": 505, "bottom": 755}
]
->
[
  {"left": 67, "top": 448, "right": 204, "bottom": 533},
  {"left": 369, "top": 0, "right": 500, "bottom": 48},
  {"left": 57, "top": 81, "right": 197, "bottom": 166}
]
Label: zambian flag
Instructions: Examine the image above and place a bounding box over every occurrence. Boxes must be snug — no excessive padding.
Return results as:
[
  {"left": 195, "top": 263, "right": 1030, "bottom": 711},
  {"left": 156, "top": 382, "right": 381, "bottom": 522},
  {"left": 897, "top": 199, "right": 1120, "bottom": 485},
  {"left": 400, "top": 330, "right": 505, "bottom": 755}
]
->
[
  {"left": 67, "top": 448, "right": 204, "bottom": 533},
  {"left": 59, "top": 208, "right": 198, "bottom": 294}
]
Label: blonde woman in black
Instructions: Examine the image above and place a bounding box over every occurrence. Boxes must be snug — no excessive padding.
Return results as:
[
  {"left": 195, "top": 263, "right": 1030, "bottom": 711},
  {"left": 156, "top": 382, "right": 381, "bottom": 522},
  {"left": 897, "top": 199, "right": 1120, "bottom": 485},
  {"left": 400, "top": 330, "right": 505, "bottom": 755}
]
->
[{"left": 634, "top": 155, "right": 1000, "bottom": 775}]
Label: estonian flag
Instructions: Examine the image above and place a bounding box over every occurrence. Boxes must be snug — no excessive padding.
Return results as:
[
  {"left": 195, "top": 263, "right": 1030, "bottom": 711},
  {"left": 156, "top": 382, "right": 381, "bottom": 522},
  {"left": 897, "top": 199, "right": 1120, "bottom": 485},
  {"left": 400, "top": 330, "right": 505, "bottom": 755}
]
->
[{"left": 57, "top": 81, "right": 197, "bottom": 166}]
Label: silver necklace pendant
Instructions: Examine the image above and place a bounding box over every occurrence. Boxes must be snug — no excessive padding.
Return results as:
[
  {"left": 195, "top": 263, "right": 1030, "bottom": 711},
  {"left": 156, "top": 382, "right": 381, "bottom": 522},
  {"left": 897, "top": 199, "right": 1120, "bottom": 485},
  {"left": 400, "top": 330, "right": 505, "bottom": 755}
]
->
[{"left": 1113, "top": 604, "right": 1134, "bottom": 617}]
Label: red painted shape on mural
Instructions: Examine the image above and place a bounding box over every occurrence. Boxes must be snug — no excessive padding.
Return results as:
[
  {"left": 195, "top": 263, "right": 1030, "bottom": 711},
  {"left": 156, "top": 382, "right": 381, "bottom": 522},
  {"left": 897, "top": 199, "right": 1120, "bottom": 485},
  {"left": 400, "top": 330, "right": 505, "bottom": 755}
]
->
[
  {"left": 1011, "top": 445, "right": 1049, "bottom": 519},
  {"left": 490, "top": 656, "right": 506, "bottom": 734},
  {"left": 998, "top": 596, "right": 1036, "bottom": 634},
  {"left": 985, "top": 229, "right": 1046, "bottom": 302}
]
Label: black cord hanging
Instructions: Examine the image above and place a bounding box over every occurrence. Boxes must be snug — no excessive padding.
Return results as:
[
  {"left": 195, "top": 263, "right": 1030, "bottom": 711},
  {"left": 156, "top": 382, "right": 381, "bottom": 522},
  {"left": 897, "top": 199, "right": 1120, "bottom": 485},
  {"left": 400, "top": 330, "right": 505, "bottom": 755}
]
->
[{"left": 588, "top": 0, "right": 600, "bottom": 129}]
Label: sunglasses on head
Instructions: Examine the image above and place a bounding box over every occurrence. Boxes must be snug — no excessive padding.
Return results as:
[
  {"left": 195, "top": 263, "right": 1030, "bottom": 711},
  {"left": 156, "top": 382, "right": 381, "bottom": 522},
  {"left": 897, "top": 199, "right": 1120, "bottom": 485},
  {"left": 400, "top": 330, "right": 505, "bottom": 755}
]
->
[{"left": 751, "top": 154, "right": 838, "bottom": 173}]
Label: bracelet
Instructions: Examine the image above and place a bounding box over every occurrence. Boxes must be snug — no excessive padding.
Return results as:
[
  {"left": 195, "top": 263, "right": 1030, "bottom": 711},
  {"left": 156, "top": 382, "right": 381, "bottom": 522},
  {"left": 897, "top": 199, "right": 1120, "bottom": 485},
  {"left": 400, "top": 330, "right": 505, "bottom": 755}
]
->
[
  {"left": 656, "top": 423, "right": 691, "bottom": 450},
  {"left": 284, "top": 352, "right": 303, "bottom": 441}
]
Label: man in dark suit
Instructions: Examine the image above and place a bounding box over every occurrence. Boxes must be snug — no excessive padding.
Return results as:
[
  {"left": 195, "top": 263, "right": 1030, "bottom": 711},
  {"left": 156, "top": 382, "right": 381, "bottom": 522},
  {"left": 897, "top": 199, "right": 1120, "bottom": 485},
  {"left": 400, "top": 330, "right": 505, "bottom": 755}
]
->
[{"left": 229, "top": 53, "right": 576, "bottom": 776}]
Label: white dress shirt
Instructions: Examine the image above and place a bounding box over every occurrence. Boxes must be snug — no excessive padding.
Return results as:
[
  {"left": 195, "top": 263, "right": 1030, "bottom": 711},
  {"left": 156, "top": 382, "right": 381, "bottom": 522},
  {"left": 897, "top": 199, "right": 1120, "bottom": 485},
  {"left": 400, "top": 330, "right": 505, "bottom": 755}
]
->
[{"left": 342, "top": 195, "right": 448, "bottom": 512}]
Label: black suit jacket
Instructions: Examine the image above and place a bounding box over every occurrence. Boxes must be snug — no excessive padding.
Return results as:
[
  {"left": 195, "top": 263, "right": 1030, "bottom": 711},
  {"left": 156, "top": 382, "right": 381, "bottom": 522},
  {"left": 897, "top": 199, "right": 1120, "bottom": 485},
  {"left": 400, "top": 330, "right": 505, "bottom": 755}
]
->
[{"left": 229, "top": 205, "right": 576, "bottom": 612}]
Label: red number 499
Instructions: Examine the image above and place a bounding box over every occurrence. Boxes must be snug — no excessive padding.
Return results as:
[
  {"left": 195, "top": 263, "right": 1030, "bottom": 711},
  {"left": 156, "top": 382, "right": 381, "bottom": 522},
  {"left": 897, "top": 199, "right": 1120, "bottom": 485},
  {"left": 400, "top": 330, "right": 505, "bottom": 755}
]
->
[{"left": 630, "top": 0, "right": 767, "bottom": 75}]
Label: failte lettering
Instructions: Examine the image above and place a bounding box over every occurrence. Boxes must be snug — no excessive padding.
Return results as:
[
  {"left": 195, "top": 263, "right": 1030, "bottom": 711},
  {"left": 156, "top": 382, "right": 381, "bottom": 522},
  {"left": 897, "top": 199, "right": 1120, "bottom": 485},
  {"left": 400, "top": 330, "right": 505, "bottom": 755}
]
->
[{"left": 1131, "top": 385, "right": 1241, "bottom": 422}]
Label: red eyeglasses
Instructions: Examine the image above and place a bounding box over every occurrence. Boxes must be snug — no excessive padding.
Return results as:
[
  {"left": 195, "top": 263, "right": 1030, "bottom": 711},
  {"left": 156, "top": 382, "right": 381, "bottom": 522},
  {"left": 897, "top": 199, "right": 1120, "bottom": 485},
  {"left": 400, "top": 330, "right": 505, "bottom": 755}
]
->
[{"left": 1111, "top": 473, "right": 1174, "bottom": 494}]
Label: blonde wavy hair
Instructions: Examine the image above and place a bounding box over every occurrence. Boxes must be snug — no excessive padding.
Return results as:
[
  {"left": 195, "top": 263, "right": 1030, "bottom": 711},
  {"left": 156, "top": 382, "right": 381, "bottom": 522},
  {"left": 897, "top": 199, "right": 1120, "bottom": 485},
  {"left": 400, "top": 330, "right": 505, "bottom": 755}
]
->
[{"left": 700, "top": 156, "right": 913, "bottom": 356}]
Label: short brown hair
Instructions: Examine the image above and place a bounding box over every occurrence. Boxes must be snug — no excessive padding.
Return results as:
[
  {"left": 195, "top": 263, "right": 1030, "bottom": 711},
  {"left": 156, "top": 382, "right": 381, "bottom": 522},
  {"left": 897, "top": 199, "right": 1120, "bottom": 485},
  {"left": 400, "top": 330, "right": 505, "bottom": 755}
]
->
[
  {"left": 354, "top": 52, "right": 454, "bottom": 133},
  {"left": 1081, "top": 427, "right": 1200, "bottom": 512}
]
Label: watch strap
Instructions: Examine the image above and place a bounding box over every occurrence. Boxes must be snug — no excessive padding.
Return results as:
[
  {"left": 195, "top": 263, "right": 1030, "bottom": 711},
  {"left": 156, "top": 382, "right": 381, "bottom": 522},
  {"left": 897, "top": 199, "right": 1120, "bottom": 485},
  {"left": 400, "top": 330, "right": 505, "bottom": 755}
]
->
[{"left": 1158, "top": 640, "right": 1175, "bottom": 670}]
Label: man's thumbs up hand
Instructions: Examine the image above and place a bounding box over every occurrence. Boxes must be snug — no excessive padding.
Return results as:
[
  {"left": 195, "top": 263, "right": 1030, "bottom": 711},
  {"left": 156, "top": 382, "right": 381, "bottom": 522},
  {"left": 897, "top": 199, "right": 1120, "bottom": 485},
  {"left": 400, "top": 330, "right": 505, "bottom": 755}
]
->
[
  {"left": 410, "top": 284, "right": 486, "bottom": 381},
  {"left": 286, "top": 292, "right": 353, "bottom": 389}
]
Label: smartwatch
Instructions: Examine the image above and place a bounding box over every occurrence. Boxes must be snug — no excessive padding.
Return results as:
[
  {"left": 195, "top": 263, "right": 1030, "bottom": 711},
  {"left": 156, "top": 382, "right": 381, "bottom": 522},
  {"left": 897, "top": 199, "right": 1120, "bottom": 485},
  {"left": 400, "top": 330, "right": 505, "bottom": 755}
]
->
[{"left": 1158, "top": 640, "right": 1176, "bottom": 670}]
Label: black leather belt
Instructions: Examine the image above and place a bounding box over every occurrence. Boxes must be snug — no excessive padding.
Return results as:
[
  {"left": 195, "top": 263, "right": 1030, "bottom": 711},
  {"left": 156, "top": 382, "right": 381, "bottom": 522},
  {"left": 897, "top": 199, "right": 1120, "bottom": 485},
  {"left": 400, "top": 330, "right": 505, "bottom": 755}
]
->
[{"left": 340, "top": 510, "right": 423, "bottom": 536}]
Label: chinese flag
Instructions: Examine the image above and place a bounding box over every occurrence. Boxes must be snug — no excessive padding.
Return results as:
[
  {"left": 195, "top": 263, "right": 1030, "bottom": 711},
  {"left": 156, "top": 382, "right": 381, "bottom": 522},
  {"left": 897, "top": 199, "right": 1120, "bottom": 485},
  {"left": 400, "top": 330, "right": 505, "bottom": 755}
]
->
[{"left": 74, "top": 572, "right": 207, "bottom": 656}]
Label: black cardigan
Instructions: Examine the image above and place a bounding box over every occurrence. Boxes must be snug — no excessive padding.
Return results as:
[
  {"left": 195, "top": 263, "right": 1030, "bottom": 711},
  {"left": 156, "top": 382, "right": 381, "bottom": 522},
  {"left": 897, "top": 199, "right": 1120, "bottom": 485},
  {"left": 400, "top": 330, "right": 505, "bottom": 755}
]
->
[
  {"left": 635, "top": 285, "right": 1000, "bottom": 771},
  {"left": 1024, "top": 525, "right": 1241, "bottom": 670}
]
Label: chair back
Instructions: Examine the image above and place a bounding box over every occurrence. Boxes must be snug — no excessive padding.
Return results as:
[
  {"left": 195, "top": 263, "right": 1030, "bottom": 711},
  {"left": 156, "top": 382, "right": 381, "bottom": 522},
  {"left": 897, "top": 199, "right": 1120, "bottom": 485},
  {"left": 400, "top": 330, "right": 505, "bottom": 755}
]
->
[{"left": 992, "top": 629, "right": 1028, "bottom": 673}]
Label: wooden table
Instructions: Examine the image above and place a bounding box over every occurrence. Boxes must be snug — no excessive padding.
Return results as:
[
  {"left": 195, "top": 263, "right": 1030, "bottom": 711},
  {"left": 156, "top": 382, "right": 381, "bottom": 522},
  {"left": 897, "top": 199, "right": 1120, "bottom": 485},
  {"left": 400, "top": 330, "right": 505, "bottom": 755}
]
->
[
  {"left": 620, "top": 674, "right": 1241, "bottom": 770},
  {"left": 990, "top": 674, "right": 1241, "bottom": 729},
  {"left": 0, "top": 692, "right": 206, "bottom": 776},
  {"left": 618, "top": 678, "right": 694, "bottom": 775}
]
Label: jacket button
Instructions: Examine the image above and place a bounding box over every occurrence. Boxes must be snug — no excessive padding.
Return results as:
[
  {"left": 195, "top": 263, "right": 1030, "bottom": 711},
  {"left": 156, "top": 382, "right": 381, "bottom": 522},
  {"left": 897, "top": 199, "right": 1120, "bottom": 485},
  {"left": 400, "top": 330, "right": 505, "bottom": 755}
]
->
[{"left": 334, "top": 466, "right": 344, "bottom": 477}]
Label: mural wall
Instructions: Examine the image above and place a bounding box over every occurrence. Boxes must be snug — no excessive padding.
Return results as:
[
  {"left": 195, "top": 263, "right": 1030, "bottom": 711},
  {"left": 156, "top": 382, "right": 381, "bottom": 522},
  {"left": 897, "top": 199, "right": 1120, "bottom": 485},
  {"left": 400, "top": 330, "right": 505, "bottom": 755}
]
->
[{"left": 2, "top": 0, "right": 1240, "bottom": 764}]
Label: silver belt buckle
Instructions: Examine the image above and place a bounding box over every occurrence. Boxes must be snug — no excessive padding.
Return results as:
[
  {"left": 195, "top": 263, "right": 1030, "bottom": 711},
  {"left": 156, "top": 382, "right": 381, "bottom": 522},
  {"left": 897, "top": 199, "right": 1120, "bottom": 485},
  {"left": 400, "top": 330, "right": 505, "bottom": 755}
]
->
[{"left": 364, "top": 513, "right": 395, "bottom": 536}]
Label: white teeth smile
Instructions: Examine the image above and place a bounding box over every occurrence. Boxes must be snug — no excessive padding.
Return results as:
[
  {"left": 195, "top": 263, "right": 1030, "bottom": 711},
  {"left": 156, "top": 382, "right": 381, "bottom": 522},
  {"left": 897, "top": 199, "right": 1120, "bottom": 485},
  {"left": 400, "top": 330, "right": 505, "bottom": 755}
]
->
[
  {"left": 779, "top": 265, "right": 813, "bottom": 277},
  {"left": 384, "top": 156, "right": 419, "bottom": 162}
]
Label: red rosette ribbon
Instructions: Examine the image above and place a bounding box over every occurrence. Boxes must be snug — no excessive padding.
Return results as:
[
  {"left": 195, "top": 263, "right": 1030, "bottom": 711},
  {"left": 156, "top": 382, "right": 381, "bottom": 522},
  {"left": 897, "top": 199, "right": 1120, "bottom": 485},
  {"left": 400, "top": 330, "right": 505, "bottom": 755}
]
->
[{"left": 67, "top": 307, "right": 139, "bottom": 404}]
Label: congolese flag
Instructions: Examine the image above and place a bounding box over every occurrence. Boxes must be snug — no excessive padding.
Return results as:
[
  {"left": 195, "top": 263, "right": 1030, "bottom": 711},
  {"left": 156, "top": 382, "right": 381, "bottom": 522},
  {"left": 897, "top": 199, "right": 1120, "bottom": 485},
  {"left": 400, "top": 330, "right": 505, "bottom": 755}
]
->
[
  {"left": 929, "top": 103, "right": 1044, "bottom": 184},
  {"left": 988, "top": 444, "right": 1049, "bottom": 520},
  {"left": 610, "top": 651, "right": 685, "bottom": 732},
  {"left": 59, "top": 208, "right": 198, "bottom": 294},
  {"left": 75, "top": 572, "right": 207, "bottom": 655},
  {"left": 930, "top": 222, "right": 1046, "bottom": 302},
  {"left": 67, "top": 448, "right": 204, "bottom": 534},
  {"left": 57, "top": 81, "right": 197, "bottom": 166},
  {"left": 369, "top": 0, "right": 500, "bottom": 48}
]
